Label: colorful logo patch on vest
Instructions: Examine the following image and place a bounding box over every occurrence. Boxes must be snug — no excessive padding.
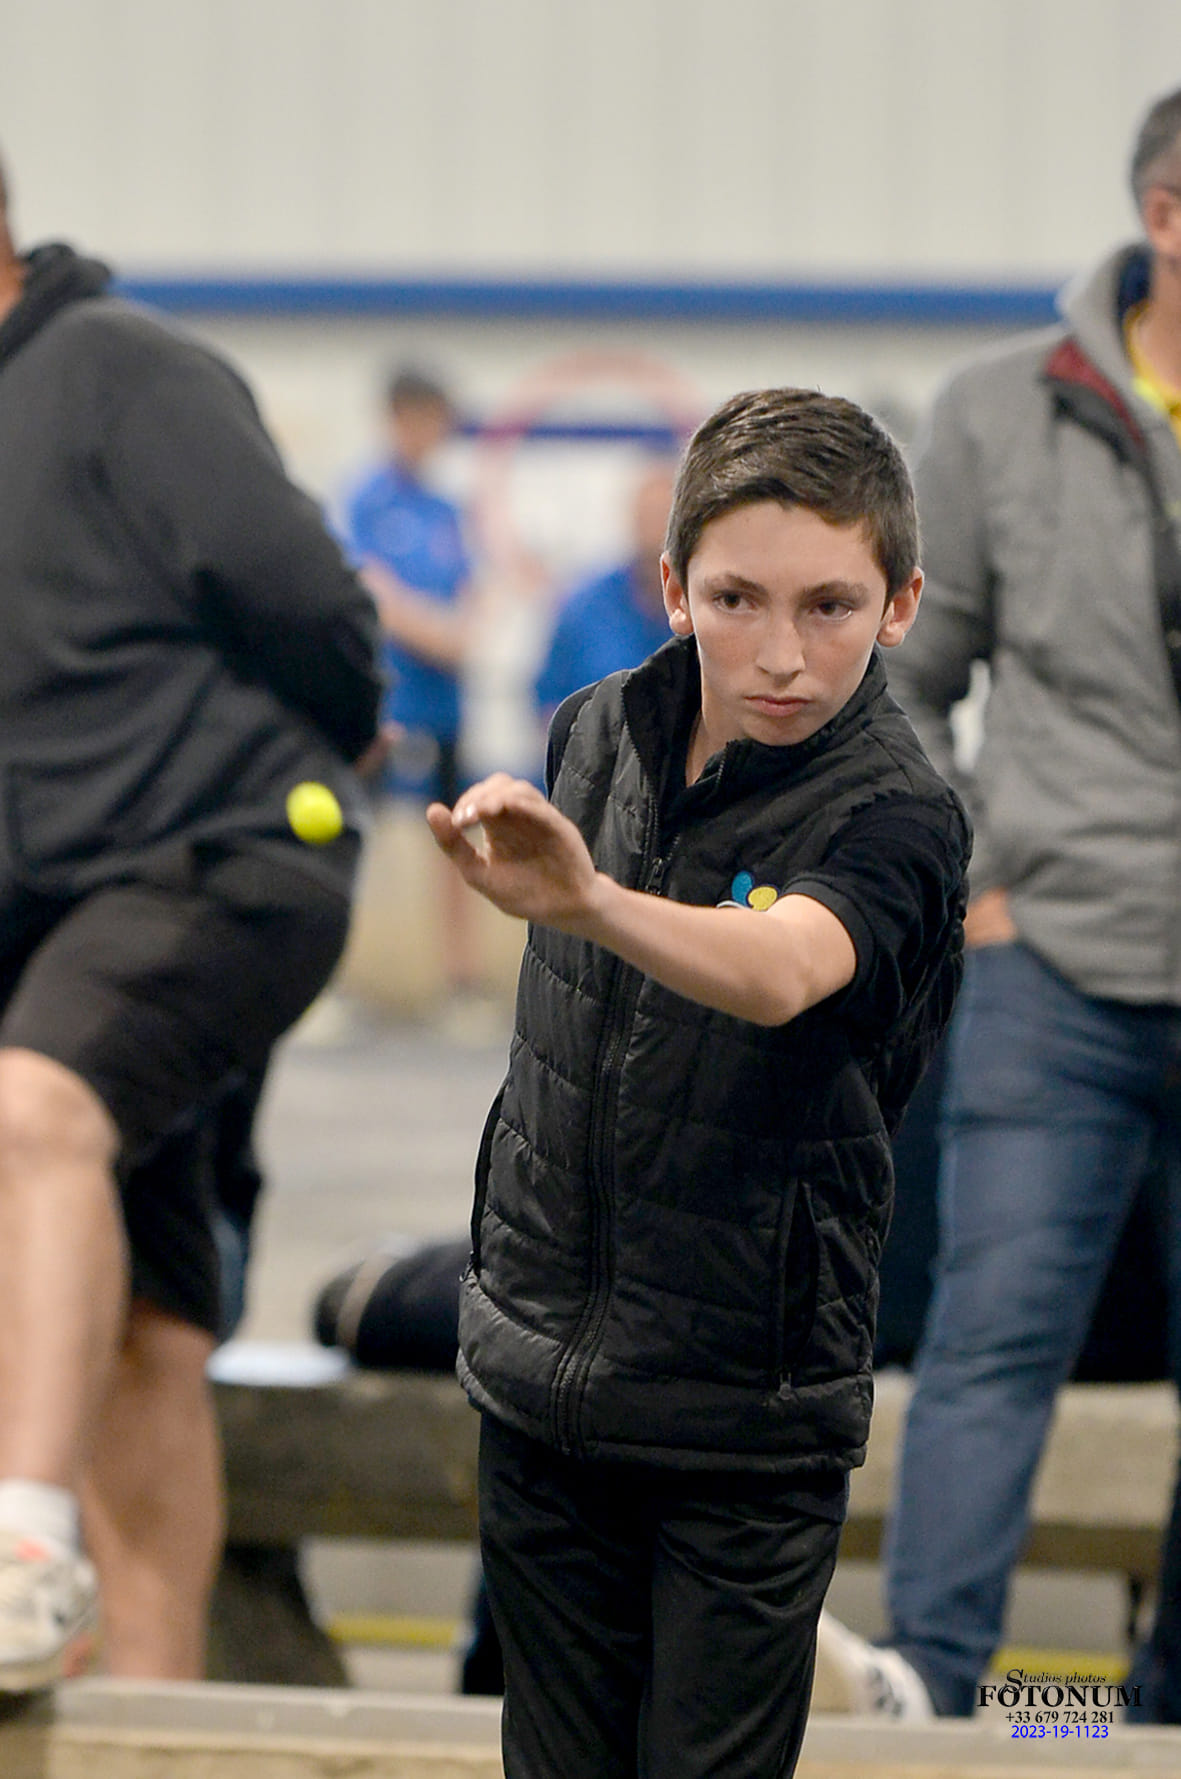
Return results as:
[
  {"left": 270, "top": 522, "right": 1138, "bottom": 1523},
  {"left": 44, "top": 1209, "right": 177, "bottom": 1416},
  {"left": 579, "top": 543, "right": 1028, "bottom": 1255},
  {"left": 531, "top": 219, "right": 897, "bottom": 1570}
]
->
[{"left": 718, "top": 869, "right": 781, "bottom": 911}]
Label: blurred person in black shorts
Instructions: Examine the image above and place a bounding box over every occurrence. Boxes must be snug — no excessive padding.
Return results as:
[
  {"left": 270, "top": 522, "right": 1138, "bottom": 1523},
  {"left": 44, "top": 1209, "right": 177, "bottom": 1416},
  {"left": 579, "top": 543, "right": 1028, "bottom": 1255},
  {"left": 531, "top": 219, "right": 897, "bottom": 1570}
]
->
[{"left": 0, "top": 155, "right": 384, "bottom": 1688}]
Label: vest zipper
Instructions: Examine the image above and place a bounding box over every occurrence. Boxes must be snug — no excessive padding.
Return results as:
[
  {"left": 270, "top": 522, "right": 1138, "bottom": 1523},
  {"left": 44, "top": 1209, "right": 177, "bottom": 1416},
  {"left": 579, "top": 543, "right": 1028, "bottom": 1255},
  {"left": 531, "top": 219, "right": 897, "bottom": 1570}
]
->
[{"left": 551, "top": 805, "right": 662, "bottom": 1454}]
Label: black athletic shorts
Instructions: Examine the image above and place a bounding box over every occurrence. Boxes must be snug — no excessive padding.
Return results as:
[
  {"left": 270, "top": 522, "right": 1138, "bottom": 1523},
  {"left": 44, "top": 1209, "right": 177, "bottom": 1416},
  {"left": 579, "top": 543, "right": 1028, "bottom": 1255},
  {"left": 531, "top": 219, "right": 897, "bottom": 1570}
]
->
[{"left": 0, "top": 841, "right": 353, "bottom": 1335}]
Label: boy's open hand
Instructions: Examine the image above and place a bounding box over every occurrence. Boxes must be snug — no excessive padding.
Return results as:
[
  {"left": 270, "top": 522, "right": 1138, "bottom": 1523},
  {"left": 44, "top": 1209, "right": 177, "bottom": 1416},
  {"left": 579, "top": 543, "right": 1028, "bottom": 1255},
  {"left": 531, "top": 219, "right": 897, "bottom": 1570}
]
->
[
  {"left": 430, "top": 775, "right": 860, "bottom": 1026},
  {"left": 426, "top": 775, "right": 601, "bottom": 930}
]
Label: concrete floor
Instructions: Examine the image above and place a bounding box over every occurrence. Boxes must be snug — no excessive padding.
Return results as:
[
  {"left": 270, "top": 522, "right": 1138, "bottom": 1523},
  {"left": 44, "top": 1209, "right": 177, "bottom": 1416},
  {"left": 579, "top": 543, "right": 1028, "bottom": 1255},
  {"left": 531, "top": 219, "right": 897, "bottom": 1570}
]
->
[{"left": 239, "top": 999, "right": 1136, "bottom": 1692}]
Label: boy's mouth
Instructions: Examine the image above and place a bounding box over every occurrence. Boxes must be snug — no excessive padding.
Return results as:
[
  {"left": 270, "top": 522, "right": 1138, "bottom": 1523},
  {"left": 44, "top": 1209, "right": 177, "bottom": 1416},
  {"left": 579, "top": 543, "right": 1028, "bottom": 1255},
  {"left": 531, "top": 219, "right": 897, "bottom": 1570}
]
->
[{"left": 746, "top": 694, "right": 808, "bottom": 716}]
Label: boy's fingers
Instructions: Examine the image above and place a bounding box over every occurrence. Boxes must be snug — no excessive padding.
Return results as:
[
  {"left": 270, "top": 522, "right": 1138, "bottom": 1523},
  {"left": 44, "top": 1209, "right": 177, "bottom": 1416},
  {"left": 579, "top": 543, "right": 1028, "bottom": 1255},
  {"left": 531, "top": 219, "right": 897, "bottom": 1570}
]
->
[
  {"left": 453, "top": 785, "right": 500, "bottom": 827},
  {"left": 426, "top": 801, "right": 479, "bottom": 864},
  {"left": 456, "top": 777, "right": 544, "bottom": 829},
  {"left": 425, "top": 800, "right": 456, "bottom": 842}
]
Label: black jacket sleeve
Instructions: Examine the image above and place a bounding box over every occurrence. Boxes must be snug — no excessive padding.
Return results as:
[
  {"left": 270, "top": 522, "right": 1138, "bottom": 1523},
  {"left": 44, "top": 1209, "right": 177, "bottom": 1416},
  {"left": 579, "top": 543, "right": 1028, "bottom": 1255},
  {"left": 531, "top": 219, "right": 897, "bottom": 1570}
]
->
[{"left": 105, "top": 330, "right": 384, "bottom": 761}]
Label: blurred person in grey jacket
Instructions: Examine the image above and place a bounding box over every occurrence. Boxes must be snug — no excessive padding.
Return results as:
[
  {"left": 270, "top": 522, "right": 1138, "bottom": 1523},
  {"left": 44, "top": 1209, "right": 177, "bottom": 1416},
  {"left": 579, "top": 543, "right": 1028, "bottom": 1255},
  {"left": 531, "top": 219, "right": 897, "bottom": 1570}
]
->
[{"left": 815, "top": 86, "right": 1181, "bottom": 1723}]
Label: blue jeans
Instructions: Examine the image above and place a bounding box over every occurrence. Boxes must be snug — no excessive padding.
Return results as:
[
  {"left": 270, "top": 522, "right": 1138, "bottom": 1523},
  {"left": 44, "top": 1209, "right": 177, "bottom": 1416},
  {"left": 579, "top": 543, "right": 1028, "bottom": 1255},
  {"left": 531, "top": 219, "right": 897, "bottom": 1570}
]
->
[{"left": 885, "top": 942, "right": 1181, "bottom": 1717}]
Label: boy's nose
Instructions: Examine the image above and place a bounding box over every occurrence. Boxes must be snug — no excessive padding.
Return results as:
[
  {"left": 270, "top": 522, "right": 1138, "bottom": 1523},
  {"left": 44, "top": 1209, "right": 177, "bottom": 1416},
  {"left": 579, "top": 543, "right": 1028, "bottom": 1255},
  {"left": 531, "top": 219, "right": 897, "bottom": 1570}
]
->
[{"left": 756, "top": 618, "right": 806, "bottom": 678}]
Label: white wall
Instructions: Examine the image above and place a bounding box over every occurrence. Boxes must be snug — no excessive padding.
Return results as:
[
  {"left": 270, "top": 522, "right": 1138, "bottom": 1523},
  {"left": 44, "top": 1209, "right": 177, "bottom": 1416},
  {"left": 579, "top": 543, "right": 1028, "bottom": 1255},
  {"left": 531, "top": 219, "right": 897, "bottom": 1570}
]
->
[
  {"left": 197, "top": 308, "right": 1001, "bottom": 500},
  {"left": 2, "top": 0, "right": 1179, "bottom": 277},
  {"left": 4, "top": 0, "right": 1175, "bottom": 775}
]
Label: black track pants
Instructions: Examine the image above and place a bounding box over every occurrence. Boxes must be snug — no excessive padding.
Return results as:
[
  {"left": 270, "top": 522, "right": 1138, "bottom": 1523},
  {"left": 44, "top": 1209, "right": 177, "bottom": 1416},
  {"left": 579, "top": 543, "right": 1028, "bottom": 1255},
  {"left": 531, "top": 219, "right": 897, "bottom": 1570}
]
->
[{"left": 478, "top": 1412, "right": 842, "bottom": 1779}]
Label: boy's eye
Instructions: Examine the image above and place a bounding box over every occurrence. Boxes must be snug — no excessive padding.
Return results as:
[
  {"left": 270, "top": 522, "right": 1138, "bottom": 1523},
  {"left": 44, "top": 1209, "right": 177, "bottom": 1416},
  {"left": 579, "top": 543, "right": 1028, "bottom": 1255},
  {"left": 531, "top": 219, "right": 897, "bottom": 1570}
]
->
[{"left": 715, "top": 589, "right": 749, "bottom": 610}]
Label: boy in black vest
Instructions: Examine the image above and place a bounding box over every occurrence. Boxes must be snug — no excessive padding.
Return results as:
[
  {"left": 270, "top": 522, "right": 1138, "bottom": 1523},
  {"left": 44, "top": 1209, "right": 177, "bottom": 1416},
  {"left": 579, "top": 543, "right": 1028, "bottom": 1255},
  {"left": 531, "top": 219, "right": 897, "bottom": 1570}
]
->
[{"left": 428, "top": 387, "right": 969, "bottom": 1778}]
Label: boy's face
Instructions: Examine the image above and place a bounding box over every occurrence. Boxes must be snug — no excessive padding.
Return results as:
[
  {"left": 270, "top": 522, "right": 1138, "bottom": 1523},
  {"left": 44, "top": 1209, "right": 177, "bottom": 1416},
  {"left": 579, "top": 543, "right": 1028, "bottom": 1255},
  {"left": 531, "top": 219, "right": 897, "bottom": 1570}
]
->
[{"left": 661, "top": 500, "right": 921, "bottom": 753}]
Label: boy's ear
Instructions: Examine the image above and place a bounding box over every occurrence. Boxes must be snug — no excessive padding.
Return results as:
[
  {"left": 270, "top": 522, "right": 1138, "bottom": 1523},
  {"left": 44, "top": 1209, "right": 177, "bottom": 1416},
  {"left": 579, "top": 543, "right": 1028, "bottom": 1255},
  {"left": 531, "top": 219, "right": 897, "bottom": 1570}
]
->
[
  {"left": 876, "top": 570, "right": 923, "bottom": 649},
  {"left": 661, "top": 554, "right": 695, "bottom": 636}
]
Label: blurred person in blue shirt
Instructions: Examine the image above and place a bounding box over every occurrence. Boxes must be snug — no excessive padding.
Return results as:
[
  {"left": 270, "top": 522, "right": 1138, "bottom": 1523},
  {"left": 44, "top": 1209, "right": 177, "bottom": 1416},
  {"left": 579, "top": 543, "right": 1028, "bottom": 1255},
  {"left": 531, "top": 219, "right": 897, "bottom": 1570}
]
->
[
  {"left": 345, "top": 366, "right": 472, "bottom": 801},
  {"left": 534, "top": 459, "right": 676, "bottom": 721},
  {"left": 343, "top": 367, "right": 485, "bottom": 1010}
]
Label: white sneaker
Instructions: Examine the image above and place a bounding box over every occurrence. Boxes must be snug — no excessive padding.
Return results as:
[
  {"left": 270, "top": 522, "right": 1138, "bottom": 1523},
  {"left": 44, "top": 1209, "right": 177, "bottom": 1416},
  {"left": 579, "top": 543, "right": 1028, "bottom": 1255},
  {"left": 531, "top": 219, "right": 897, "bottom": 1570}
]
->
[
  {"left": 811, "top": 1609, "right": 935, "bottom": 1719},
  {"left": 0, "top": 1530, "right": 99, "bottom": 1690}
]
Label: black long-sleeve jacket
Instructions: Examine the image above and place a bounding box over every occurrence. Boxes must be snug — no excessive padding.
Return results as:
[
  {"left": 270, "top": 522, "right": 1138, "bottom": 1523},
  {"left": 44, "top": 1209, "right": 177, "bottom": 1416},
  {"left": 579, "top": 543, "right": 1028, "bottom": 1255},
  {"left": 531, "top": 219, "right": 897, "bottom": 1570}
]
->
[{"left": 0, "top": 244, "right": 383, "bottom": 900}]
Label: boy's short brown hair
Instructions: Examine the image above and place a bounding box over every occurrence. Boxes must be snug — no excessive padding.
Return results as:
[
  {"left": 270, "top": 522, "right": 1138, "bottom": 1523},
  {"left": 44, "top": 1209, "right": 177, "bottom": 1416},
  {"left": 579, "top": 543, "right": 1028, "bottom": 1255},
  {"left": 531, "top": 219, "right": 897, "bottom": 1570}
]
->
[{"left": 665, "top": 388, "right": 919, "bottom": 597}]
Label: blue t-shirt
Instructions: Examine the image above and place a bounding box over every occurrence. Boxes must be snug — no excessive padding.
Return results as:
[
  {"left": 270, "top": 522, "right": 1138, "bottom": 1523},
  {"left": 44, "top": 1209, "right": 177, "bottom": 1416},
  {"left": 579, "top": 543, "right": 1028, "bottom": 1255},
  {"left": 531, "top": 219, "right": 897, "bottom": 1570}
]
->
[
  {"left": 343, "top": 461, "right": 469, "bottom": 739},
  {"left": 534, "top": 563, "right": 671, "bottom": 713}
]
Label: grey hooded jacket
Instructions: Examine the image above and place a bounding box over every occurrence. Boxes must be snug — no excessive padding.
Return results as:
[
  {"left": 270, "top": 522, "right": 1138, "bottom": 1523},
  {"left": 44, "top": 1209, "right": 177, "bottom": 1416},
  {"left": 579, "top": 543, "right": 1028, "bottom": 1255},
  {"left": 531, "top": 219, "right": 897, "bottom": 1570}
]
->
[{"left": 888, "top": 244, "right": 1181, "bottom": 1003}]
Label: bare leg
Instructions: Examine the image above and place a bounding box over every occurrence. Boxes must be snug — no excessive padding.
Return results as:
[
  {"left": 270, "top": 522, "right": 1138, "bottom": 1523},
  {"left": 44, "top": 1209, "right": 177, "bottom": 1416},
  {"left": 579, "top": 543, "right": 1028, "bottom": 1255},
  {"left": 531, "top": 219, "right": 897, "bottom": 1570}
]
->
[
  {"left": 0, "top": 1048, "right": 126, "bottom": 1484},
  {"left": 439, "top": 849, "right": 484, "bottom": 996},
  {"left": 81, "top": 1302, "right": 223, "bottom": 1678}
]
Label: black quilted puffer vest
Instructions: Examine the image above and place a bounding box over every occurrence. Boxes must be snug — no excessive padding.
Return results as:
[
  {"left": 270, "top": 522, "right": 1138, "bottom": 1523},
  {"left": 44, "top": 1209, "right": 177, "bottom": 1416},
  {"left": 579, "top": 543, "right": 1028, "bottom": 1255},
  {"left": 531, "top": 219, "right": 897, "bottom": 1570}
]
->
[{"left": 458, "top": 639, "right": 963, "bottom": 1473}]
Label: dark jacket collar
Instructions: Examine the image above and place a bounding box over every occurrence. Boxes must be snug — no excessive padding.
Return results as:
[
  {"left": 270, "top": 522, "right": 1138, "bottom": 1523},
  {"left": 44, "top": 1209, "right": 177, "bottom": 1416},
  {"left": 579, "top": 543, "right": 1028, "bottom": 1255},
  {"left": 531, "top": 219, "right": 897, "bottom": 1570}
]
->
[
  {"left": 621, "top": 635, "right": 891, "bottom": 814},
  {"left": 0, "top": 241, "right": 111, "bottom": 372}
]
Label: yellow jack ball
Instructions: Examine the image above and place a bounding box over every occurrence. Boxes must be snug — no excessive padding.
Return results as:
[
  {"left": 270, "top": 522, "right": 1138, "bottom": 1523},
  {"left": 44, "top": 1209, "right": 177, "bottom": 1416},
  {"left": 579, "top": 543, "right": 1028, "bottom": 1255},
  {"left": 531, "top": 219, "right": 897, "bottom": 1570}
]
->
[{"left": 286, "top": 781, "right": 343, "bottom": 845}]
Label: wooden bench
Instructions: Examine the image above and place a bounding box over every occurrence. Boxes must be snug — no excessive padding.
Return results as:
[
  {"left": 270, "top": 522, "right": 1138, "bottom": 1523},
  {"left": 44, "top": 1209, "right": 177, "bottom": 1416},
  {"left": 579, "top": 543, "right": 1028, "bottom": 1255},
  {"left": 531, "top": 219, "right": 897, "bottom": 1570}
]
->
[
  {"left": 207, "top": 1343, "right": 479, "bottom": 1683},
  {"left": 207, "top": 1343, "right": 1180, "bottom": 1684},
  {"left": 211, "top": 1343, "right": 479, "bottom": 1547}
]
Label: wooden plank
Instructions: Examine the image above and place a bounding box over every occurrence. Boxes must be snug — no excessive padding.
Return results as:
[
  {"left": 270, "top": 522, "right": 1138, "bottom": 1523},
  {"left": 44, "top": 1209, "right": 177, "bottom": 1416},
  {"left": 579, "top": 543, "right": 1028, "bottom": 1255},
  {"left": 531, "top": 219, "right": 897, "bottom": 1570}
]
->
[
  {"left": 7, "top": 1729, "right": 502, "bottom": 1779},
  {"left": 210, "top": 1346, "right": 479, "bottom": 1544},
  {"left": 838, "top": 1514, "right": 1164, "bottom": 1581},
  {"left": 844, "top": 1373, "right": 1178, "bottom": 1577},
  {"left": 1034, "top": 1384, "right": 1180, "bottom": 1526},
  {"left": 798, "top": 1715, "right": 1181, "bottom": 1777},
  {"left": 212, "top": 1350, "right": 1179, "bottom": 1553},
  {"left": 6, "top": 1685, "right": 1181, "bottom": 1779},
  {"left": 1, "top": 1683, "right": 503, "bottom": 1779}
]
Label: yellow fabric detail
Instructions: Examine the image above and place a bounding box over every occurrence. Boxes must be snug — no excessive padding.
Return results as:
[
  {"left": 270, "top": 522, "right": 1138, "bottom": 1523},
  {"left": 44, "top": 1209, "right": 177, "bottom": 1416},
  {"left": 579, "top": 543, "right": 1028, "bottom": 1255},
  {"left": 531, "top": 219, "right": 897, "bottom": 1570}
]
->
[{"left": 1124, "top": 305, "right": 1181, "bottom": 449}]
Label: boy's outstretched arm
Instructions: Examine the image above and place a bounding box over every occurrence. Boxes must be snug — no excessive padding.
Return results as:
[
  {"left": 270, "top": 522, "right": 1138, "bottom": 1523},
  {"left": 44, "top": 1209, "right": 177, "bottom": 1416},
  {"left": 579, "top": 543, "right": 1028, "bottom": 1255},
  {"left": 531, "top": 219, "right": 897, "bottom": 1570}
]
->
[{"left": 426, "top": 775, "right": 857, "bottom": 1027}]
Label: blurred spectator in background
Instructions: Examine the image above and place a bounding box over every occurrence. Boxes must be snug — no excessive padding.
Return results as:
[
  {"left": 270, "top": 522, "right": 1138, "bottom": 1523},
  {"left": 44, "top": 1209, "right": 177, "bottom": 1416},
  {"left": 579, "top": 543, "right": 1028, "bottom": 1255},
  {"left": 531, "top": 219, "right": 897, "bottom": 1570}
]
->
[
  {"left": 533, "top": 457, "right": 676, "bottom": 721},
  {"left": 816, "top": 83, "right": 1181, "bottom": 1726},
  {"left": 343, "top": 367, "right": 486, "bottom": 1018},
  {"left": 0, "top": 153, "right": 383, "bottom": 1688}
]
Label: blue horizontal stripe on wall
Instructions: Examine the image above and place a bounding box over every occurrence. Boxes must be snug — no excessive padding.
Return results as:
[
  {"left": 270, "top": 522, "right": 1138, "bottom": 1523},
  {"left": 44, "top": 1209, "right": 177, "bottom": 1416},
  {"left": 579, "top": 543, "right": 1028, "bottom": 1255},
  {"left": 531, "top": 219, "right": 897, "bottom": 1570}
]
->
[
  {"left": 114, "top": 274, "right": 1060, "bottom": 328},
  {"left": 464, "top": 421, "right": 685, "bottom": 444}
]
